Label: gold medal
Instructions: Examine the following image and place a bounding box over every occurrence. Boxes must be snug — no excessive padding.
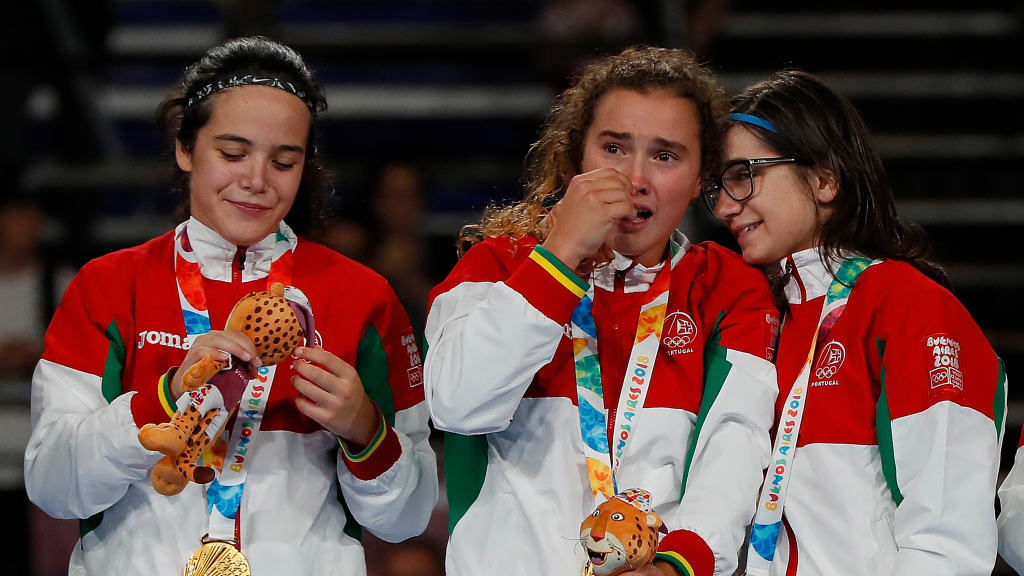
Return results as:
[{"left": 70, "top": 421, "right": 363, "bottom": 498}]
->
[
  {"left": 582, "top": 561, "right": 594, "bottom": 576},
  {"left": 182, "top": 540, "right": 251, "bottom": 576}
]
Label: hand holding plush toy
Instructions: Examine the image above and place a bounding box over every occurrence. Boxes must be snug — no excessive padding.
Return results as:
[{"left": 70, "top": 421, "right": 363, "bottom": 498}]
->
[
  {"left": 138, "top": 282, "right": 314, "bottom": 495},
  {"left": 580, "top": 488, "right": 664, "bottom": 576}
]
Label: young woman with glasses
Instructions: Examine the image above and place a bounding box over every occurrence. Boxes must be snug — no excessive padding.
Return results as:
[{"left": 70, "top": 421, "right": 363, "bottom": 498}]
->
[
  {"left": 705, "top": 70, "right": 1006, "bottom": 575},
  {"left": 424, "top": 46, "right": 780, "bottom": 576}
]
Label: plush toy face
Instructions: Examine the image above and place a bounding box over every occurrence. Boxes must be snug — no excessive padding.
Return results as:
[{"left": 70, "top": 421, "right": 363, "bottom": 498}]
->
[
  {"left": 580, "top": 490, "right": 662, "bottom": 576},
  {"left": 225, "top": 282, "right": 307, "bottom": 366}
]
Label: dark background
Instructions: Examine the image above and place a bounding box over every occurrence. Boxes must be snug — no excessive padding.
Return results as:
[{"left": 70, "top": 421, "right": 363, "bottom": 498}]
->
[{"left": 0, "top": 1, "right": 1020, "bottom": 574}]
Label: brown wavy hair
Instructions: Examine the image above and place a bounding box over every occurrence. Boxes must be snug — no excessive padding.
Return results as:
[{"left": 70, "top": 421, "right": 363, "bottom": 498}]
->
[{"left": 457, "top": 45, "right": 728, "bottom": 256}]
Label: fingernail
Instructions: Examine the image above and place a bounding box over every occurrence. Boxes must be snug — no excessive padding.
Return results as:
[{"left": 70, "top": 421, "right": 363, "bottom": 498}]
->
[{"left": 292, "top": 347, "right": 304, "bottom": 359}]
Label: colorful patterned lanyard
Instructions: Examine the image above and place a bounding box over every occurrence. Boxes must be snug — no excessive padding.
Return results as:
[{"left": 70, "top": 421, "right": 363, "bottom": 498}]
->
[
  {"left": 746, "top": 257, "right": 874, "bottom": 575},
  {"left": 572, "top": 260, "right": 672, "bottom": 503},
  {"left": 174, "top": 221, "right": 295, "bottom": 547}
]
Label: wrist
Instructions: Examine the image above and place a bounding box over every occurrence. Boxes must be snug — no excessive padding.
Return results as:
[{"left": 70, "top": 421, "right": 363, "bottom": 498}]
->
[
  {"left": 541, "top": 236, "right": 584, "bottom": 270},
  {"left": 167, "top": 366, "right": 183, "bottom": 399},
  {"left": 653, "top": 560, "right": 682, "bottom": 576},
  {"left": 341, "top": 399, "right": 382, "bottom": 450}
]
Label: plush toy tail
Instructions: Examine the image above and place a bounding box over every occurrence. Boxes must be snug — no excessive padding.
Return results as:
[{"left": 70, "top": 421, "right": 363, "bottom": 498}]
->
[
  {"left": 176, "top": 406, "right": 222, "bottom": 485},
  {"left": 148, "top": 407, "right": 225, "bottom": 496},
  {"left": 139, "top": 403, "right": 204, "bottom": 455},
  {"left": 182, "top": 355, "right": 228, "bottom": 391}
]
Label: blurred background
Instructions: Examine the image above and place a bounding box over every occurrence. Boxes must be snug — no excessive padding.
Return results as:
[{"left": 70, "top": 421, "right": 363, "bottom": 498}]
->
[{"left": 0, "top": 0, "right": 1020, "bottom": 574}]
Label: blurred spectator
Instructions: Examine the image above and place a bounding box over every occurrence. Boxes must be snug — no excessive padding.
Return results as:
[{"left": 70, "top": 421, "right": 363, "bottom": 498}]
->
[
  {"left": 370, "top": 162, "right": 434, "bottom": 341},
  {"left": 536, "top": 0, "right": 643, "bottom": 92},
  {"left": 323, "top": 162, "right": 433, "bottom": 340},
  {"left": 325, "top": 213, "right": 374, "bottom": 265},
  {"left": 0, "top": 194, "right": 79, "bottom": 576},
  {"left": 0, "top": 199, "right": 47, "bottom": 379},
  {"left": 684, "top": 0, "right": 732, "bottom": 59},
  {"left": 221, "top": 0, "right": 278, "bottom": 38},
  {"left": 536, "top": 0, "right": 731, "bottom": 93},
  {"left": 539, "top": 0, "right": 642, "bottom": 43}
]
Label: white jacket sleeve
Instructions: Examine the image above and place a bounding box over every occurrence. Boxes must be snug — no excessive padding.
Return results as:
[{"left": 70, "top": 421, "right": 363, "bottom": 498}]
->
[
  {"left": 336, "top": 402, "right": 439, "bottom": 543},
  {"left": 424, "top": 282, "right": 566, "bottom": 434},
  {"left": 886, "top": 402, "right": 1001, "bottom": 575},
  {"left": 424, "top": 243, "right": 584, "bottom": 435},
  {"left": 25, "top": 360, "right": 161, "bottom": 520},
  {"left": 876, "top": 288, "right": 1006, "bottom": 576},
  {"left": 999, "top": 437, "right": 1024, "bottom": 573},
  {"left": 24, "top": 264, "right": 163, "bottom": 520}
]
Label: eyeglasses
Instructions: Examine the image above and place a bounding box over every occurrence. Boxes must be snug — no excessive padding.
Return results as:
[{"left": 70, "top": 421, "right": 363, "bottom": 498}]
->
[{"left": 701, "top": 157, "right": 798, "bottom": 213}]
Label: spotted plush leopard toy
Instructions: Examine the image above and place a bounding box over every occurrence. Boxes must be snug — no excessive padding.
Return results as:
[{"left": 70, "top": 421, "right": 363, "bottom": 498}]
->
[
  {"left": 580, "top": 488, "right": 664, "bottom": 576},
  {"left": 138, "top": 282, "right": 315, "bottom": 496}
]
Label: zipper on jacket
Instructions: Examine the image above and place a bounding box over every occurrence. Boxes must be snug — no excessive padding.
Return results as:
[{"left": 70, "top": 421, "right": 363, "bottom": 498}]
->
[
  {"left": 787, "top": 256, "right": 807, "bottom": 303},
  {"left": 233, "top": 246, "right": 247, "bottom": 283},
  {"left": 614, "top": 268, "right": 627, "bottom": 293},
  {"left": 607, "top": 406, "right": 617, "bottom": 471}
]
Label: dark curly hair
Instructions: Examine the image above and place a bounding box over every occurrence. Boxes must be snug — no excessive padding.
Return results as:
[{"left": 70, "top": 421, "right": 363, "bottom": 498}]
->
[
  {"left": 156, "top": 36, "right": 331, "bottom": 239},
  {"left": 457, "top": 45, "right": 728, "bottom": 256}
]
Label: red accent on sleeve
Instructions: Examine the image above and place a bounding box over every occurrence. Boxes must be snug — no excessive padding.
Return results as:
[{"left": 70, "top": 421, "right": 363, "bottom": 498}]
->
[
  {"left": 427, "top": 235, "right": 582, "bottom": 339},
  {"left": 340, "top": 411, "right": 403, "bottom": 480},
  {"left": 658, "top": 529, "right": 716, "bottom": 576},
  {"left": 504, "top": 251, "right": 585, "bottom": 326},
  {"left": 130, "top": 368, "right": 176, "bottom": 426}
]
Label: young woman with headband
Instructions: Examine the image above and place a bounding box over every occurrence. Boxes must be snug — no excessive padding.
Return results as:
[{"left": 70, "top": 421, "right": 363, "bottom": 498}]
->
[
  {"left": 24, "top": 36, "right": 438, "bottom": 574},
  {"left": 706, "top": 70, "right": 1006, "bottom": 575}
]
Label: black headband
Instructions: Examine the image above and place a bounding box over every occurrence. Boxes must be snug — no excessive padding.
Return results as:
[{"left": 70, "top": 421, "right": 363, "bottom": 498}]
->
[{"left": 185, "top": 74, "right": 316, "bottom": 113}]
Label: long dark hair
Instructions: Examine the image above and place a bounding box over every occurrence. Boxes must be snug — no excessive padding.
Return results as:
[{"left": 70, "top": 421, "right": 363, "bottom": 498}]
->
[
  {"left": 156, "top": 36, "right": 331, "bottom": 239},
  {"left": 730, "top": 70, "right": 949, "bottom": 296},
  {"left": 457, "top": 45, "right": 728, "bottom": 256}
]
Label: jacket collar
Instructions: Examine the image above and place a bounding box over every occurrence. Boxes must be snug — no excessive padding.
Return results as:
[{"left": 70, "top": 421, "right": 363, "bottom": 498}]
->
[
  {"left": 782, "top": 247, "right": 862, "bottom": 304},
  {"left": 183, "top": 217, "right": 297, "bottom": 282},
  {"left": 590, "top": 230, "right": 690, "bottom": 293}
]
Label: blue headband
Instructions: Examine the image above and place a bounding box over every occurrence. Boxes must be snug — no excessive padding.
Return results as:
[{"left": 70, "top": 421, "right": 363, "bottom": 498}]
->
[{"left": 729, "top": 113, "right": 777, "bottom": 133}]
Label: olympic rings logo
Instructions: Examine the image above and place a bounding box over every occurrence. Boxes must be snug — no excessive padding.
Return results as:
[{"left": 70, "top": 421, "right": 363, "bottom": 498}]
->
[
  {"left": 815, "top": 365, "right": 838, "bottom": 379},
  {"left": 662, "top": 312, "right": 697, "bottom": 349},
  {"left": 663, "top": 336, "right": 691, "bottom": 348}
]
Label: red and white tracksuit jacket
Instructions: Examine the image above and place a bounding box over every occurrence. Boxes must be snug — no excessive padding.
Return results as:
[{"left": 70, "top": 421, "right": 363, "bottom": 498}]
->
[
  {"left": 761, "top": 248, "right": 1006, "bottom": 576},
  {"left": 424, "top": 232, "right": 779, "bottom": 576},
  {"left": 24, "top": 218, "right": 438, "bottom": 575}
]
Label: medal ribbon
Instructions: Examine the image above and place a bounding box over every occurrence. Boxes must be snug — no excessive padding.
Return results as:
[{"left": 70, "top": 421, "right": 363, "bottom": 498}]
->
[
  {"left": 572, "top": 261, "right": 672, "bottom": 503},
  {"left": 174, "top": 221, "right": 296, "bottom": 547},
  {"left": 746, "top": 257, "right": 874, "bottom": 575}
]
